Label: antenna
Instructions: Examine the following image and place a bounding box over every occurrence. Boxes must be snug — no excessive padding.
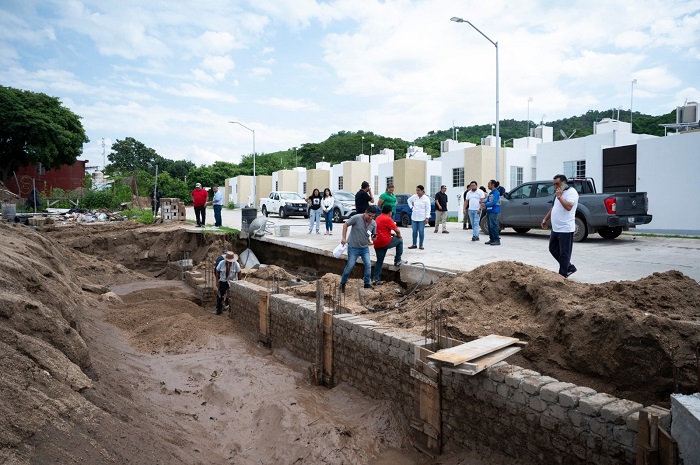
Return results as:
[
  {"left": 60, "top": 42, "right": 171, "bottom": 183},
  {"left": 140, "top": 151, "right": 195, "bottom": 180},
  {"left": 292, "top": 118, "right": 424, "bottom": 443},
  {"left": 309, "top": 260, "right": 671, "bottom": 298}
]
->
[
  {"left": 560, "top": 129, "right": 577, "bottom": 140},
  {"left": 540, "top": 114, "right": 546, "bottom": 125}
]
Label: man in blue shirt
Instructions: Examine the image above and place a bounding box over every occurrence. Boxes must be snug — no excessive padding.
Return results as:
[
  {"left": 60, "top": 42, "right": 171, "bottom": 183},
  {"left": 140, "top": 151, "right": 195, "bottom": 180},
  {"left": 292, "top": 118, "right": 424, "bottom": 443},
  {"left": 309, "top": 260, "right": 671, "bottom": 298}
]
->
[
  {"left": 212, "top": 186, "right": 224, "bottom": 228},
  {"left": 481, "top": 179, "right": 501, "bottom": 246}
]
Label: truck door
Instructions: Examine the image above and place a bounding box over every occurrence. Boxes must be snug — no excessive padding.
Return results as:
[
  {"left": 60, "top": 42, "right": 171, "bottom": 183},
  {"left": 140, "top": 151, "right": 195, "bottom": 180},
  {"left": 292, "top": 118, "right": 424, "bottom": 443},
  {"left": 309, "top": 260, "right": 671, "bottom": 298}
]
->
[
  {"left": 530, "top": 183, "right": 556, "bottom": 223},
  {"left": 503, "top": 184, "right": 534, "bottom": 226}
]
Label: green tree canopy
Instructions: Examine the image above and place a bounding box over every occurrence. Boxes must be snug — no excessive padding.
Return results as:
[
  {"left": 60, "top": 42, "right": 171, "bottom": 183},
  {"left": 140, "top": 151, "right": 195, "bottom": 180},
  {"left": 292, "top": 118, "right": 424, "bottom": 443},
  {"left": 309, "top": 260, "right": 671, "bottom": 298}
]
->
[
  {"left": 105, "top": 137, "right": 161, "bottom": 174},
  {"left": 0, "top": 85, "right": 89, "bottom": 185}
]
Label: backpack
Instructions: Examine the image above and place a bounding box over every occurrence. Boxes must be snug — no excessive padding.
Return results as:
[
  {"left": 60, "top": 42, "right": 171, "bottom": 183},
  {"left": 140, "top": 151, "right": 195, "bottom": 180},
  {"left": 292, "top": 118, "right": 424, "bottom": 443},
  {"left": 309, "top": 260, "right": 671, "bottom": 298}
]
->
[{"left": 214, "top": 255, "right": 225, "bottom": 274}]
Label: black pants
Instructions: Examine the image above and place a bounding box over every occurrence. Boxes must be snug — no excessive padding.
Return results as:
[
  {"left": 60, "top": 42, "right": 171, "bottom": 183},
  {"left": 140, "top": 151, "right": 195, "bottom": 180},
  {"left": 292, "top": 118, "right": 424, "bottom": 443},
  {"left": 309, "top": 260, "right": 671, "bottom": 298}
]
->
[
  {"left": 216, "top": 280, "right": 230, "bottom": 312},
  {"left": 194, "top": 205, "right": 206, "bottom": 226},
  {"left": 549, "top": 231, "right": 575, "bottom": 277},
  {"left": 151, "top": 199, "right": 159, "bottom": 215}
]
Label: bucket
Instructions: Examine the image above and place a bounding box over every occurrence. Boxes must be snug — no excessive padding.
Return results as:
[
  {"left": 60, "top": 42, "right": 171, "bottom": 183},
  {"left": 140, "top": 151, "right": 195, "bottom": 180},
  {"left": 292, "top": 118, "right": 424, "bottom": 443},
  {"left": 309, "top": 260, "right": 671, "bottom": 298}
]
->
[
  {"left": 276, "top": 225, "right": 290, "bottom": 237},
  {"left": 2, "top": 202, "right": 16, "bottom": 222},
  {"left": 241, "top": 207, "right": 257, "bottom": 233}
]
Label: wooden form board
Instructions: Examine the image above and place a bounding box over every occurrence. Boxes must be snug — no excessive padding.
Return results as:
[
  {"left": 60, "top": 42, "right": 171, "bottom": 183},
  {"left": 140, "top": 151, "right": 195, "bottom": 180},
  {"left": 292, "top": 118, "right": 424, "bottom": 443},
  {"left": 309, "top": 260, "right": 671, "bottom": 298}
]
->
[
  {"left": 444, "top": 345, "right": 524, "bottom": 376},
  {"left": 427, "top": 334, "right": 519, "bottom": 366}
]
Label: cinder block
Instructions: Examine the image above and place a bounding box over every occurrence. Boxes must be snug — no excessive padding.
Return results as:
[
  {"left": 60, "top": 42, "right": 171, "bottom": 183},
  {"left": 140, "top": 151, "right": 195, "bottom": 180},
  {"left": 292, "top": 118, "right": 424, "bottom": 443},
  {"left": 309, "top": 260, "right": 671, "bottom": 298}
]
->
[
  {"left": 541, "top": 382, "right": 577, "bottom": 403},
  {"left": 579, "top": 393, "right": 617, "bottom": 417},
  {"left": 559, "top": 386, "right": 597, "bottom": 408},
  {"left": 600, "top": 399, "right": 643, "bottom": 425}
]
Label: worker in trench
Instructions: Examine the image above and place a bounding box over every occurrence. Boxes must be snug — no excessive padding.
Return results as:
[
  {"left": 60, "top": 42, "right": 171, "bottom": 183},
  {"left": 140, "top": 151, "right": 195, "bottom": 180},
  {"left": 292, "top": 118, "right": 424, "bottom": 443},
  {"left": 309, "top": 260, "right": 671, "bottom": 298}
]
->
[{"left": 214, "top": 251, "right": 241, "bottom": 315}]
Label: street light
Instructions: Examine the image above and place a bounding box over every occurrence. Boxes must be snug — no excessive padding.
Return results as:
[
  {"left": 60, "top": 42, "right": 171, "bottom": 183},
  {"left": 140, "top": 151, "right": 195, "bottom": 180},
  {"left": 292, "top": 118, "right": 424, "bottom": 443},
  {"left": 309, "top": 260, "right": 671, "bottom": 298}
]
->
[
  {"left": 362, "top": 136, "right": 365, "bottom": 155},
  {"left": 527, "top": 97, "right": 533, "bottom": 138},
  {"left": 451, "top": 16, "right": 500, "bottom": 181},
  {"left": 370, "top": 143, "right": 374, "bottom": 158},
  {"left": 229, "top": 121, "right": 256, "bottom": 207},
  {"left": 630, "top": 79, "right": 637, "bottom": 131}
]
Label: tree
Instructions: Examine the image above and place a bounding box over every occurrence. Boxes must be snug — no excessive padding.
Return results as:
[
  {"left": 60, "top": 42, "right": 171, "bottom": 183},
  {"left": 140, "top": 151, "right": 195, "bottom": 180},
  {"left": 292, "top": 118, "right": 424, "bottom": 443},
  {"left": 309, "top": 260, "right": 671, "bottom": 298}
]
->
[
  {"left": 0, "top": 85, "right": 89, "bottom": 185},
  {"left": 105, "top": 137, "right": 161, "bottom": 174}
]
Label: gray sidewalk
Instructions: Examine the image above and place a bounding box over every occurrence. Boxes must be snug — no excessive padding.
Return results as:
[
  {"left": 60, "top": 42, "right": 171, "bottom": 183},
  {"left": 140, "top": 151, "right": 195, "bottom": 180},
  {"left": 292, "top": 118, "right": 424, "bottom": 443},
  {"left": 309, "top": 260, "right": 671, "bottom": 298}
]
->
[{"left": 187, "top": 206, "right": 700, "bottom": 284}]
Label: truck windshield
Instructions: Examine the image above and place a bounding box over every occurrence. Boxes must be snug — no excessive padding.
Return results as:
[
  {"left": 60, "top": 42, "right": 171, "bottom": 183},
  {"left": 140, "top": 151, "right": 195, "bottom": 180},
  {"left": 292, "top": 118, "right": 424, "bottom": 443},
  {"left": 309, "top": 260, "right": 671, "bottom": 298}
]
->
[
  {"left": 280, "top": 193, "right": 303, "bottom": 200},
  {"left": 334, "top": 192, "right": 354, "bottom": 201}
]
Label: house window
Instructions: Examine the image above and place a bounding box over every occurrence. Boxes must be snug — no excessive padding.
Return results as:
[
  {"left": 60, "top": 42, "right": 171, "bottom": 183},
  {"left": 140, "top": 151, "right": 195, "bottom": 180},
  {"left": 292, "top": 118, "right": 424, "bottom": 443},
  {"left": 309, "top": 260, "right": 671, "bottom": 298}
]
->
[
  {"left": 452, "top": 168, "right": 464, "bottom": 187},
  {"left": 563, "top": 160, "right": 586, "bottom": 179},
  {"left": 510, "top": 166, "right": 523, "bottom": 190},
  {"left": 374, "top": 176, "right": 378, "bottom": 194},
  {"left": 303, "top": 182, "right": 307, "bottom": 194},
  {"left": 430, "top": 176, "right": 442, "bottom": 197},
  {"left": 275, "top": 181, "right": 278, "bottom": 191},
  {"left": 338, "top": 176, "right": 343, "bottom": 190},
  {"left": 386, "top": 176, "right": 393, "bottom": 187},
  {"left": 532, "top": 167, "right": 537, "bottom": 181}
]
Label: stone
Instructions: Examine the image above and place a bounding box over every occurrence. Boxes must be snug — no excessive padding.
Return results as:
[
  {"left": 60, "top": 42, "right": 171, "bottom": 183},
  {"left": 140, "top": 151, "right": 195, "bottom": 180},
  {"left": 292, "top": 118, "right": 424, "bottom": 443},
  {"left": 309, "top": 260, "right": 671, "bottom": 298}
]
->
[
  {"left": 512, "top": 389, "right": 529, "bottom": 405},
  {"left": 545, "top": 404, "right": 569, "bottom": 422},
  {"left": 559, "top": 386, "right": 597, "bottom": 408},
  {"left": 579, "top": 393, "right": 618, "bottom": 417},
  {"left": 612, "top": 425, "right": 636, "bottom": 450},
  {"left": 521, "top": 376, "right": 557, "bottom": 395},
  {"left": 486, "top": 363, "right": 511, "bottom": 383},
  {"left": 497, "top": 383, "right": 510, "bottom": 398},
  {"left": 505, "top": 369, "right": 528, "bottom": 388},
  {"left": 600, "top": 399, "right": 643, "bottom": 425},
  {"left": 540, "top": 382, "right": 576, "bottom": 403},
  {"left": 569, "top": 409, "right": 591, "bottom": 428},
  {"left": 529, "top": 396, "right": 548, "bottom": 412},
  {"left": 625, "top": 411, "right": 639, "bottom": 432},
  {"left": 588, "top": 417, "right": 612, "bottom": 437}
]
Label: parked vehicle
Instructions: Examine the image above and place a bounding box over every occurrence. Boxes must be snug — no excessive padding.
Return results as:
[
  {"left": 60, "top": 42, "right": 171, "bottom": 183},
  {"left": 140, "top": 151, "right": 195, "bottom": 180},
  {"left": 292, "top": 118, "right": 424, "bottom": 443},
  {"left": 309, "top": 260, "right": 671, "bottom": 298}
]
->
[
  {"left": 480, "top": 178, "right": 652, "bottom": 242},
  {"left": 393, "top": 194, "right": 436, "bottom": 227},
  {"left": 260, "top": 191, "right": 309, "bottom": 218},
  {"left": 327, "top": 190, "right": 356, "bottom": 223}
]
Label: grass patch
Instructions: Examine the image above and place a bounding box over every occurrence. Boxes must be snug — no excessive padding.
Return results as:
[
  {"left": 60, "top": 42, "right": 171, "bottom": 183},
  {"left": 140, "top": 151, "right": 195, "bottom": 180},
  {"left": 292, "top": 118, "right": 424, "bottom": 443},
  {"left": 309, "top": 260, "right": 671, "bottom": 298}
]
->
[
  {"left": 622, "top": 232, "right": 700, "bottom": 239},
  {"left": 122, "top": 208, "right": 155, "bottom": 224}
]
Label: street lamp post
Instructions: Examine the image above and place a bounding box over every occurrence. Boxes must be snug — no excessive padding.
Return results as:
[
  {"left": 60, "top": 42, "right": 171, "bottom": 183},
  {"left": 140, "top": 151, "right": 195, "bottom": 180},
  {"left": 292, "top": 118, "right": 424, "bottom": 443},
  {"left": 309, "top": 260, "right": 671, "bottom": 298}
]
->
[
  {"left": 630, "top": 79, "right": 637, "bottom": 131},
  {"left": 451, "top": 16, "right": 500, "bottom": 182},
  {"left": 370, "top": 143, "right": 374, "bottom": 159},
  {"left": 229, "top": 121, "right": 256, "bottom": 207},
  {"left": 361, "top": 136, "right": 365, "bottom": 156}
]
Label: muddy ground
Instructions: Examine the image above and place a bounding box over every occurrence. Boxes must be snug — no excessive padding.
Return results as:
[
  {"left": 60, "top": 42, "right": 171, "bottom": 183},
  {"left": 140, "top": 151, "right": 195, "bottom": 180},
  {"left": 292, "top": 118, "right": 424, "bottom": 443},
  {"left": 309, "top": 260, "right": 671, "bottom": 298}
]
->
[{"left": 1, "top": 221, "right": 524, "bottom": 465}]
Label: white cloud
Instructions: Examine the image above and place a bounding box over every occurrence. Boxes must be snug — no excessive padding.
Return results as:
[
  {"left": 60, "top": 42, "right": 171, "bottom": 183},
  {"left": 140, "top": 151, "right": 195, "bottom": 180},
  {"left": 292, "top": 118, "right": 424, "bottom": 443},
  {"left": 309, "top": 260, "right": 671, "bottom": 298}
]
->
[
  {"left": 201, "top": 55, "right": 236, "bottom": 80},
  {"left": 255, "top": 97, "right": 320, "bottom": 111},
  {"left": 250, "top": 67, "right": 272, "bottom": 77}
]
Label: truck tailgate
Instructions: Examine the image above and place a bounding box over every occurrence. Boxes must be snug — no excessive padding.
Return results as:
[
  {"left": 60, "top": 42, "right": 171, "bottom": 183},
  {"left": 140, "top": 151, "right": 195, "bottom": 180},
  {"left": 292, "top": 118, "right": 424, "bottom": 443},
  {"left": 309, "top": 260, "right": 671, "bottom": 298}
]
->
[{"left": 614, "top": 192, "right": 648, "bottom": 215}]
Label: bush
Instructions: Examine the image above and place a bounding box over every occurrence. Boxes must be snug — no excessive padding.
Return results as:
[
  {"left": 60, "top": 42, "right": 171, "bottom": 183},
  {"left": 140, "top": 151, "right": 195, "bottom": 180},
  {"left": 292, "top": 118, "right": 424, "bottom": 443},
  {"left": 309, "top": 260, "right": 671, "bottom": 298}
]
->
[
  {"left": 122, "top": 207, "right": 154, "bottom": 224},
  {"left": 226, "top": 202, "right": 237, "bottom": 210},
  {"left": 82, "top": 184, "right": 132, "bottom": 210}
]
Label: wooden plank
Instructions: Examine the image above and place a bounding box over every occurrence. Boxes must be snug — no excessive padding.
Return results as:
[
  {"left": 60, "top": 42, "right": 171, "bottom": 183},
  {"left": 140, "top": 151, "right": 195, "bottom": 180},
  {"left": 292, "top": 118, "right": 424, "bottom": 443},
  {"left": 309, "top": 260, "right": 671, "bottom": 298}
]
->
[
  {"left": 315, "top": 281, "right": 324, "bottom": 385},
  {"left": 427, "top": 334, "right": 519, "bottom": 366},
  {"left": 658, "top": 426, "right": 677, "bottom": 465},
  {"left": 636, "top": 410, "right": 650, "bottom": 465},
  {"left": 445, "top": 345, "right": 523, "bottom": 376},
  {"left": 322, "top": 311, "right": 333, "bottom": 386}
]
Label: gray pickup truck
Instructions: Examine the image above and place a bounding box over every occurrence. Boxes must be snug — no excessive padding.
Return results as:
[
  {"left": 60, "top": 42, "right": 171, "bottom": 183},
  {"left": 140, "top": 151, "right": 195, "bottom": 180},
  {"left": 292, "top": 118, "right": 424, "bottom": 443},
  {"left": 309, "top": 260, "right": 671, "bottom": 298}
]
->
[{"left": 480, "top": 178, "right": 652, "bottom": 242}]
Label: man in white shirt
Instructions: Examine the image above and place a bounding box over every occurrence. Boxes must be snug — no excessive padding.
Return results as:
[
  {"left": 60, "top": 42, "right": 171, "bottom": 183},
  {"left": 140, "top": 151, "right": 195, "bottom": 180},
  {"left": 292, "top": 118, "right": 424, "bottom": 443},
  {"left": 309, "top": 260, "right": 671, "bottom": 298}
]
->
[
  {"left": 463, "top": 181, "right": 485, "bottom": 241},
  {"left": 212, "top": 186, "right": 224, "bottom": 228},
  {"left": 541, "top": 175, "right": 579, "bottom": 278},
  {"left": 407, "top": 185, "right": 431, "bottom": 250},
  {"left": 214, "top": 251, "right": 241, "bottom": 314}
]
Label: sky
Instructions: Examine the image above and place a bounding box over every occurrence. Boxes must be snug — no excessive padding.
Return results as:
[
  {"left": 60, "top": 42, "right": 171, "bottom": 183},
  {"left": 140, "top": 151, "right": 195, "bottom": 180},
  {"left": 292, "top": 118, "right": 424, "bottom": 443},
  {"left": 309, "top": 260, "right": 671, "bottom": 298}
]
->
[{"left": 1, "top": 0, "right": 699, "bottom": 170}]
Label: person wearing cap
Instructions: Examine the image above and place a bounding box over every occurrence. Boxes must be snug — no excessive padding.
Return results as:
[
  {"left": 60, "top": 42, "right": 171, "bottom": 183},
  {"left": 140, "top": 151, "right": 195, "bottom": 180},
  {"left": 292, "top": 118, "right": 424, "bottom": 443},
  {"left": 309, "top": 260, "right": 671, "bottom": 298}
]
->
[
  {"left": 434, "top": 185, "right": 449, "bottom": 234},
  {"left": 355, "top": 181, "right": 374, "bottom": 215},
  {"left": 214, "top": 251, "right": 241, "bottom": 315},
  {"left": 191, "top": 183, "right": 208, "bottom": 227}
]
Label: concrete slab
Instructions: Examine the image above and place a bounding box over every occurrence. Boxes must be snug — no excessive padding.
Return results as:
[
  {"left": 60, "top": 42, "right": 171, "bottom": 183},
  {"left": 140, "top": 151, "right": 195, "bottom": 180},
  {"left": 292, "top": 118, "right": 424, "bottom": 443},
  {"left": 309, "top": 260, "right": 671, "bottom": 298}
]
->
[
  {"left": 671, "top": 393, "right": 700, "bottom": 465},
  {"left": 186, "top": 207, "right": 700, "bottom": 284}
]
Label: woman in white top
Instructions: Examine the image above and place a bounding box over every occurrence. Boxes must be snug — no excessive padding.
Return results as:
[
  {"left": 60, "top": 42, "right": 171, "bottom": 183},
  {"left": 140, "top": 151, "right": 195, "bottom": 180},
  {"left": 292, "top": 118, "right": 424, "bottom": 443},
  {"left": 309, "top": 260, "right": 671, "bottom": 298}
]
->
[
  {"left": 407, "top": 185, "right": 431, "bottom": 250},
  {"left": 321, "top": 188, "right": 335, "bottom": 235}
]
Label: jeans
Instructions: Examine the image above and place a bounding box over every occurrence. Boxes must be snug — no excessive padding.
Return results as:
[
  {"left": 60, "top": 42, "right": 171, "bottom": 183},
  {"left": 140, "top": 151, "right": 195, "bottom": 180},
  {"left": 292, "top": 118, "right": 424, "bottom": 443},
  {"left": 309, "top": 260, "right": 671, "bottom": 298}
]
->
[
  {"left": 434, "top": 211, "right": 448, "bottom": 231},
  {"left": 468, "top": 210, "right": 481, "bottom": 238},
  {"left": 216, "top": 280, "right": 230, "bottom": 312},
  {"left": 340, "top": 246, "right": 371, "bottom": 285},
  {"left": 487, "top": 212, "right": 500, "bottom": 243},
  {"left": 323, "top": 210, "right": 333, "bottom": 231},
  {"left": 549, "top": 231, "right": 575, "bottom": 277},
  {"left": 373, "top": 237, "right": 403, "bottom": 282},
  {"left": 411, "top": 220, "right": 426, "bottom": 246},
  {"left": 194, "top": 205, "right": 206, "bottom": 226},
  {"left": 308, "top": 208, "right": 321, "bottom": 232},
  {"left": 213, "top": 204, "right": 222, "bottom": 227}
]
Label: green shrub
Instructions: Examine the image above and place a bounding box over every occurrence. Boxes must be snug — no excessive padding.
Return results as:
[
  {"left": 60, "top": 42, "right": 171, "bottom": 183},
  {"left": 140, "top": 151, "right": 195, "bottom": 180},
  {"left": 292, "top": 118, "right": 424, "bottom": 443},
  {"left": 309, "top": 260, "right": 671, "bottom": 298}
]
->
[
  {"left": 82, "top": 184, "right": 132, "bottom": 210},
  {"left": 226, "top": 202, "right": 237, "bottom": 210},
  {"left": 122, "top": 207, "right": 154, "bottom": 224}
]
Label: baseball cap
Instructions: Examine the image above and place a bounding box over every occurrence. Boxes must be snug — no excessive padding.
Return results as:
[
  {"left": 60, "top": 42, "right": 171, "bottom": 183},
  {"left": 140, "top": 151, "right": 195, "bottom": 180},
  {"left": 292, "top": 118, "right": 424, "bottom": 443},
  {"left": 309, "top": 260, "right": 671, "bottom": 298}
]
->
[{"left": 195, "top": 182, "right": 202, "bottom": 187}]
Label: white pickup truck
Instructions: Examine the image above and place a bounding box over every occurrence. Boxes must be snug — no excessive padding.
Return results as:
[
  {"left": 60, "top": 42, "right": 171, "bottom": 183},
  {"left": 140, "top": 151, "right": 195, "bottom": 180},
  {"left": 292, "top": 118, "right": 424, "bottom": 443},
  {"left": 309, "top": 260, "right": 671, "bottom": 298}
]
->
[{"left": 260, "top": 191, "right": 309, "bottom": 218}]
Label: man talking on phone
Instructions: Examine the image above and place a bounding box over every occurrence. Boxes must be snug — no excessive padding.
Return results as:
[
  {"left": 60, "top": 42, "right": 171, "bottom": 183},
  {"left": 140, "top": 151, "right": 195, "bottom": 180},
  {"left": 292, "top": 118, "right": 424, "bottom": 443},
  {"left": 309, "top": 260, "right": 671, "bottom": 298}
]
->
[{"left": 541, "top": 174, "right": 579, "bottom": 278}]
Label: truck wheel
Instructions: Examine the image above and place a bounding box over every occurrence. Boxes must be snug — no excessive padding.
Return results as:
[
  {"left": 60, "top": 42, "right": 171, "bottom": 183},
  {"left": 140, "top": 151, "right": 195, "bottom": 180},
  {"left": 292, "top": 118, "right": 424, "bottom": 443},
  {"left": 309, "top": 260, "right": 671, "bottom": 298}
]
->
[
  {"left": 279, "top": 208, "right": 286, "bottom": 219},
  {"left": 598, "top": 226, "right": 622, "bottom": 240},
  {"left": 573, "top": 217, "right": 588, "bottom": 242},
  {"left": 262, "top": 206, "right": 268, "bottom": 217},
  {"left": 332, "top": 208, "right": 342, "bottom": 223},
  {"left": 513, "top": 228, "right": 531, "bottom": 234},
  {"left": 400, "top": 213, "right": 411, "bottom": 227},
  {"left": 479, "top": 216, "right": 488, "bottom": 234}
]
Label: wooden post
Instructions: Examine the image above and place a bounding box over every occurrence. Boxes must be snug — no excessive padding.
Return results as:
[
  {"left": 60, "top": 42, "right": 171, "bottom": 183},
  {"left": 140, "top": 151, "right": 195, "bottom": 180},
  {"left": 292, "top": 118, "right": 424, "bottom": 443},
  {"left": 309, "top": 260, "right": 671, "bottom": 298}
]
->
[
  {"left": 322, "top": 311, "right": 333, "bottom": 386},
  {"left": 258, "top": 289, "right": 270, "bottom": 346},
  {"left": 315, "top": 280, "right": 324, "bottom": 385}
]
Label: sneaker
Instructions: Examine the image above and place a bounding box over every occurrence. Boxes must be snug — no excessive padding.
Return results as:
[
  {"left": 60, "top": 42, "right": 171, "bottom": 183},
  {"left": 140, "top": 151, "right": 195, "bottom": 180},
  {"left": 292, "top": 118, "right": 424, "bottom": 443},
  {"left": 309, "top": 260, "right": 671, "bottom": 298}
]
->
[
  {"left": 472, "top": 237, "right": 479, "bottom": 241},
  {"left": 419, "top": 246, "right": 424, "bottom": 250},
  {"left": 566, "top": 267, "right": 577, "bottom": 278},
  {"left": 340, "top": 283, "right": 346, "bottom": 293},
  {"left": 308, "top": 230, "right": 312, "bottom": 234},
  {"left": 317, "top": 231, "right": 320, "bottom": 234},
  {"left": 394, "top": 260, "right": 407, "bottom": 266},
  {"left": 364, "top": 283, "right": 374, "bottom": 289},
  {"left": 484, "top": 241, "right": 492, "bottom": 245},
  {"left": 372, "top": 280, "right": 385, "bottom": 286},
  {"left": 463, "top": 224, "right": 467, "bottom": 230},
  {"left": 408, "top": 245, "right": 417, "bottom": 249},
  {"left": 324, "top": 231, "right": 328, "bottom": 235},
  {"left": 434, "top": 230, "right": 438, "bottom": 233},
  {"left": 442, "top": 230, "right": 449, "bottom": 234},
  {"left": 489, "top": 242, "right": 501, "bottom": 246}
]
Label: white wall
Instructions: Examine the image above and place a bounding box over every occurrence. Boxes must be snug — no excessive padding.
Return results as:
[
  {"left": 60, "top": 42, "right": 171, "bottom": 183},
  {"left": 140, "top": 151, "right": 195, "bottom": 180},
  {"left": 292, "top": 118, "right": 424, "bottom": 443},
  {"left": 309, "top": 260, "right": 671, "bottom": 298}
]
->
[
  {"left": 377, "top": 161, "right": 393, "bottom": 194},
  {"left": 295, "top": 167, "right": 307, "bottom": 196},
  {"left": 636, "top": 131, "right": 700, "bottom": 234},
  {"left": 331, "top": 163, "right": 343, "bottom": 192},
  {"left": 504, "top": 147, "right": 535, "bottom": 190},
  {"left": 229, "top": 177, "right": 238, "bottom": 205},
  {"left": 440, "top": 149, "right": 467, "bottom": 220}
]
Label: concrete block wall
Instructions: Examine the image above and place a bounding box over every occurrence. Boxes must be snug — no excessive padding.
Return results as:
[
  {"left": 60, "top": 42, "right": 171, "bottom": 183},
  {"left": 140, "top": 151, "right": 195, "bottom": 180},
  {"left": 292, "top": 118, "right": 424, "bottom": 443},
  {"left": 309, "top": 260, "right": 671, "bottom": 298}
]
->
[
  {"left": 227, "top": 280, "right": 645, "bottom": 464},
  {"left": 442, "top": 363, "right": 642, "bottom": 464}
]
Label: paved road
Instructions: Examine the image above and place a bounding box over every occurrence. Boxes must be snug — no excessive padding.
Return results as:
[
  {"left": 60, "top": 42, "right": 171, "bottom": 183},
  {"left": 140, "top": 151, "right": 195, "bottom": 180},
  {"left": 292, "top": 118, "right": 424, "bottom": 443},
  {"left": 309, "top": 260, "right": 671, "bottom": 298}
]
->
[{"left": 187, "top": 206, "right": 700, "bottom": 284}]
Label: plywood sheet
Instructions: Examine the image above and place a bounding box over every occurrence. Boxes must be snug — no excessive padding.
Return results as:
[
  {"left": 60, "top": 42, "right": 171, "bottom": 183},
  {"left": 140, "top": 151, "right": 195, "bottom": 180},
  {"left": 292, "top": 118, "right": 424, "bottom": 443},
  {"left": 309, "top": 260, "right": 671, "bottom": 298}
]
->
[{"left": 427, "top": 334, "right": 519, "bottom": 366}]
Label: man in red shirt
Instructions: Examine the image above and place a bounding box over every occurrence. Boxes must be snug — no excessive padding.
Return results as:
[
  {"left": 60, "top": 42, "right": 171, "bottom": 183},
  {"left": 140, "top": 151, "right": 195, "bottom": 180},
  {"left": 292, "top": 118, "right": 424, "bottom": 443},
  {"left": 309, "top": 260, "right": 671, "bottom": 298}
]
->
[
  {"left": 191, "top": 183, "right": 209, "bottom": 227},
  {"left": 372, "top": 204, "right": 405, "bottom": 285}
]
